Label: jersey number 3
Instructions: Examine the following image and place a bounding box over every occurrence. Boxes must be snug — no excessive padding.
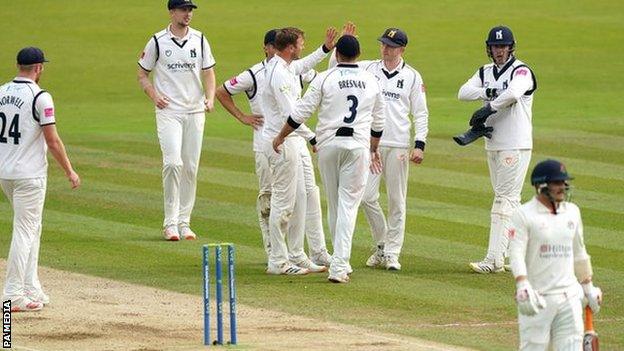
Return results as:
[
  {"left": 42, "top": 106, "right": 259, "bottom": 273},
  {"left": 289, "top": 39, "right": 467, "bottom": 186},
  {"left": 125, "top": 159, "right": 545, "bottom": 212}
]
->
[
  {"left": 343, "top": 95, "right": 359, "bottom": 124},
  {"left": 0, "top": 112, "right": 21, "bottom": 145}
]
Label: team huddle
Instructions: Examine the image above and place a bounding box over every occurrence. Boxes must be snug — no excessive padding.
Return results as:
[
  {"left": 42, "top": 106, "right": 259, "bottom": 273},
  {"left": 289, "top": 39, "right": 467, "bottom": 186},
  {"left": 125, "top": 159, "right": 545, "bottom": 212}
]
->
[{"left": 0, "top": 0, "right": 604, "bottom": 349}]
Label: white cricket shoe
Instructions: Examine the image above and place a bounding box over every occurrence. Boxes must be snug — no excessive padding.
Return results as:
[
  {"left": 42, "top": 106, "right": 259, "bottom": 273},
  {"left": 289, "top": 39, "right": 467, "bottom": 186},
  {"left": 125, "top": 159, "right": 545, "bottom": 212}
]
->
[
  {"left": 266, "top": 263, "right": 310, "bottom": 276},
  {"left": 311, "top": 252, "right": 332, "bottom": 267},
  {"left": 328, "top": 273, "right": 350, "bottom": 284},
  {"left": 163, "top": 225, "right": 180, "bottom": 241},
  {"left": 385, "top": 256, "right": 402, "bottom": 271},
  {"left": 469, "top": 260, "right": 504, "bottom": 274},
  {"left": 178, "top": 225, "right": 197, "bottom": 240},
  {"left": 25, "top": 289, "right": 50, "bottom": 305},
  {"left": 293, "top": 258, "right": 327, "bottom": 273},
  {"left": 366, "top": 245, "right": 385, "bottom": 268},
  {"left": 9, "top": 296, "right": 43, "bottom": 312}
]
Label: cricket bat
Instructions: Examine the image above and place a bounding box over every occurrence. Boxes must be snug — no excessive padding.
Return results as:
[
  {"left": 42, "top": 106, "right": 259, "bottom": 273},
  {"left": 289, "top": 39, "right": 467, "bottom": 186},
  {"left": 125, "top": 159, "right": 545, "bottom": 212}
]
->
[{"left": 583, "top": 306, "right": 599, "bottom": 351}]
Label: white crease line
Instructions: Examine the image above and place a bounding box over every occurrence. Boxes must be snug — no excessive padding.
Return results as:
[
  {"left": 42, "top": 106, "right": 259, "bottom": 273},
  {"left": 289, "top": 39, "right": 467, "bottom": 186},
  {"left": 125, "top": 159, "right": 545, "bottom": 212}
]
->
[{"left": 419, "top": 317, "right": 624, "bottom": 328}]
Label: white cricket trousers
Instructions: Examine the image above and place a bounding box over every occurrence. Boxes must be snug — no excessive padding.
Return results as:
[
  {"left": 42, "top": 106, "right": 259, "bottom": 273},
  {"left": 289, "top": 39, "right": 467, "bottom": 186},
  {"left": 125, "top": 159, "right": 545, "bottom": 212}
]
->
[
  {"left": 156, "top": 111, "right": 205, "bottom": 228},
  {"left": 1, "top": 177, "right": 46, "bottom": 300},
  {"left": 518, "top": 291, "right": 583, "bottom": 350},
  {"left": 361, "top": 146, "right": 410, "bottom": 258},
  {"left": 256, "top": 142, "right": 328, "bottom": 262},
  {"left": 266, "top": 136, "right": 305, "bottom": 267},
  {"left": 318, "top": 139, "right": 369, "bottom": 277},
  {"left": 297, "top": 139, "right": 328, "bottom": 261},
  {"left": 255, "top": 151, "right": 272, "bottom": 256},
  {"left": 486, "top": 149, "right": 531, "bottom": 266}
]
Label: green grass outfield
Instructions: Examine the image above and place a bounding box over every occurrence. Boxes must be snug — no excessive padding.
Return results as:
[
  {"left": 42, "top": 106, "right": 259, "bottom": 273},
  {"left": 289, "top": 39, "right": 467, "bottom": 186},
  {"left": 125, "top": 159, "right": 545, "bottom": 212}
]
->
[{"left": 1, "top": 1, "right": 623, "bottom": 349}]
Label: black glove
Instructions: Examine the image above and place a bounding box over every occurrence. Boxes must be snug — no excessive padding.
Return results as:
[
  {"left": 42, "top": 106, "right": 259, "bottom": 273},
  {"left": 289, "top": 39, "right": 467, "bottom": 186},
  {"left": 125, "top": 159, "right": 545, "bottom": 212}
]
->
[
  {"left": 485, "top": 88, "right": 499, "bottom": 99},
  {"left": 453, "top": 124, "right": 494, "bottom": 146},
  {"left": 469, "top": 104, "right": 496, "bottom": 126}
]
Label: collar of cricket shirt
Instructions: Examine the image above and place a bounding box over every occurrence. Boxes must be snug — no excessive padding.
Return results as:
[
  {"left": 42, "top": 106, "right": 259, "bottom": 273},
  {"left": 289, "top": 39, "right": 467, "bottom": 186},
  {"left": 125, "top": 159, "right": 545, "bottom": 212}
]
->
[
  {"left": 533, "top": 196, "right": 569, "bottom": 214},
  {"left": 381, "top": 58, "right": 405, "bottom": 79},
  {"left": 167, "top": 24, "right": 191, "bottom": 47}
]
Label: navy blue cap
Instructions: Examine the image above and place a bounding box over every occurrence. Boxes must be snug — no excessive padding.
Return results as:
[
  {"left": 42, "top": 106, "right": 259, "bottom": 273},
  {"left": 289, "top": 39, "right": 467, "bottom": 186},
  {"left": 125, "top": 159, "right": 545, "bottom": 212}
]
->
[
  {"left": 168, "top": 0, "right": 197, "bottom": 10},
  {"left": 264, "top": 29, "right": 278, "bottom": 45},
  {"left": 336, "top": 35, "right": 360, "bottom": 58},
  {"left": 378, "top": 28, "right": 408, "bottom": 47},
  {"left": 17, "top": 47, "right": 48, "bottom": 65}
]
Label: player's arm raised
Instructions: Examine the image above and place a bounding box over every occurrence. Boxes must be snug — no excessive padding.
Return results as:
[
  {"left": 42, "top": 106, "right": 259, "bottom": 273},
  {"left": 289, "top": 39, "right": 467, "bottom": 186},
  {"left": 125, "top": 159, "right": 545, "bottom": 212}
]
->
[{"left": 291, "top": 27, "right": 337, "bottom": 75}]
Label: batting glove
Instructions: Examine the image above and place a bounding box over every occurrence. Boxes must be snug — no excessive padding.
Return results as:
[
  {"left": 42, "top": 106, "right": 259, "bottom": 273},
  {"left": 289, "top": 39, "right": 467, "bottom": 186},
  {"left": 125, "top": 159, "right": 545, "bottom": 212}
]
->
[
  {"left": 582, "top": 282, "right": 603, "bottom": 314},
  {"left": 516, "top": 280, "right": 546, "bottom": 316}
]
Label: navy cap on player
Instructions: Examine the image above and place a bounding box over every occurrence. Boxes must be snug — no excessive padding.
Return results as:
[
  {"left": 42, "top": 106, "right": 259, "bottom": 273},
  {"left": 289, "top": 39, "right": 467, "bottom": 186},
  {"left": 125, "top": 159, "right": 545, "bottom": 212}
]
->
[
  {"left": 336, "top": 35, "right": 360, "bottom": 59},
  {"left": 16, "top": 47, "right": 48, "bottom": 65},
  {"left": 167, "top": 0, "right": 197, "bottom": 10},
  {"left": 378, "top": 28, "right": 408, "bottom": 47},
  {"left": 264, "top": 29, "right": 278, "bottom": 45}
]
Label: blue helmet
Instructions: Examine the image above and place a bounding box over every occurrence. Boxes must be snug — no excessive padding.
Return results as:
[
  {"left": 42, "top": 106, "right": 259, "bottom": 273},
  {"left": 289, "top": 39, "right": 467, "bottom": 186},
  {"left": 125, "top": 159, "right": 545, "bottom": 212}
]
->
[
  {"left": 486, "top": 26, "right": 515, "bottom": 46},
  {"left": 485, "top": 26, "right": 515, "bottom": 60},
  {"left": 530, "top": 159, "right": 573, "bottom": 186}
]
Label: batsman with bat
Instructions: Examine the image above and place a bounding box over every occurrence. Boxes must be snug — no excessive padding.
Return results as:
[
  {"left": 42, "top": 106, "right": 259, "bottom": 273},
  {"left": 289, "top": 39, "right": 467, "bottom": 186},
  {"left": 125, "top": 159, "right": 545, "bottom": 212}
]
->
[{"left": 508, "top": 160, "right": 603, "bottom": 351}]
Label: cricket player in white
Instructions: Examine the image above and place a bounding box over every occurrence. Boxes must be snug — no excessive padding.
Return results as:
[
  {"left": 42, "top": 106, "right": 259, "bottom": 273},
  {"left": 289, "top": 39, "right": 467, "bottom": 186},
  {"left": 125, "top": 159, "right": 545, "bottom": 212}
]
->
[
  {"left": 273, "top": 35, "right": 385, "bottom": 283},
  {"left": 216, "top": 29, "right": 332, "bottom": 266},
  {"left": 261, "top": 27, "right": 338, "bottom": 275},
  {"left": 509, "top": 160, "right": 602, "bottom": 350},
  {"left": 137, "top": 0, "right": 216, "bottom": 241},
  {"left": 458, "top": 26, "right": 537, "bottom": 273},
  {"left": 330, "top": 24, "right": 429, "bottom": 270},
  {"left": 0, "top": 47, "right": 80, "bottom": 312}
]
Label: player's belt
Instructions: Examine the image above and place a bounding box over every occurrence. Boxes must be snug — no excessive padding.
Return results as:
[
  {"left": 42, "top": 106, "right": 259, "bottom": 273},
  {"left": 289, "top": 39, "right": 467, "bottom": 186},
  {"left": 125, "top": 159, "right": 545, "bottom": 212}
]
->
[{"left": 335, "top": 127, "right": 354, "bottom": 137}]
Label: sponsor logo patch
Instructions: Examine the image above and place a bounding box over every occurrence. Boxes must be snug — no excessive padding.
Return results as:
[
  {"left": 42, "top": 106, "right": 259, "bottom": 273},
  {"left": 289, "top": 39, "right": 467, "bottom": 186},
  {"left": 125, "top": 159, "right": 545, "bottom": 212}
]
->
[
  {"left": 515, "top": 69, "right": 528, "bottom": 76},
  {"left": 507, "top": 228, "right": 516, "bottom": 240},
  {"left": 229, "top": 77, "right": 238, "bottom": 86},
  {"left": 44, "top": 108, "right": 54, "bottom": 118}
]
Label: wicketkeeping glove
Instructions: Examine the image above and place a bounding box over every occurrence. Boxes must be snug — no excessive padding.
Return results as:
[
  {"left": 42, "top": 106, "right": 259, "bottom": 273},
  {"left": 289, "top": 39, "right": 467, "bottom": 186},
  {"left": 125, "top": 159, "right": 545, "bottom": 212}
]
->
[
  {"left": 453, "top": 124, "right": 494, "bottom": 146},
  {"left": 469, "top": 104, "right": 496, "bottom": 126},
  {"left": 582, "top": 282, "right": 603, "bottom": 314},
  {"left": 515, "top": 280, "right": 546, "bottom": 316}
]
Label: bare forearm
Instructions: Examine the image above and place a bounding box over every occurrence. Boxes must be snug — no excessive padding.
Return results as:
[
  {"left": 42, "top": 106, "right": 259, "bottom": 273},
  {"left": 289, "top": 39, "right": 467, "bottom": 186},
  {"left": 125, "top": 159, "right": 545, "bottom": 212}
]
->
[
  {"left": 370, "top": 136, "right": 380, "bottom": 152},
  {"left": 48, "top": 139, "right": 74, "bottom": 176},
  {"left": 215, "top": 88, "right": 245, "bottom": 121},
  {"left": 203, "top": 69, "right": 216, "bottom": 101}
]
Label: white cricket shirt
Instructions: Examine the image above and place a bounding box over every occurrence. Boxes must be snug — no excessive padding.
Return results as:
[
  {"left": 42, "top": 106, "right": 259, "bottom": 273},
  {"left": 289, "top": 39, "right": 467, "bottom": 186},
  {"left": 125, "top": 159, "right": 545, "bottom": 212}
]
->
[
  {"left": 0, "top": 78, "right": 56, "bottom": 179},
  {"left": 329, "top": 53, "right": 429, "bottom": 149},
  {"left": 458, "top": 57, "right": 536, "bottom": 151},
  {"left": 509, "top": 197, "right": 589, "bottom": 295},
  {"left": 138, "top": 25, "right": 216, "bottom": 113},
  {"left": 260, "top": 53, "right": 325, "bottom": 143},
  {"left": 222, "top": 52, "right": 321, "bottom": 152},
  {"left": 290, "top": 63, "right": 385, "bottom": 150}
]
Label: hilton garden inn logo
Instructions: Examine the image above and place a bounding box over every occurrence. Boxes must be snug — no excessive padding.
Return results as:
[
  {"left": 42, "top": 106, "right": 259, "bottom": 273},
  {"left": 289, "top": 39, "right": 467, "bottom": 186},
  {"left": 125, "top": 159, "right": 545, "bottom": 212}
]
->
[{"left": 2, "top": 300, "right": 10, "bottom": 349}]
